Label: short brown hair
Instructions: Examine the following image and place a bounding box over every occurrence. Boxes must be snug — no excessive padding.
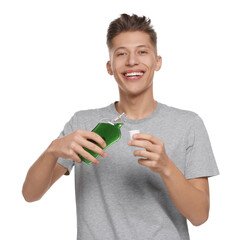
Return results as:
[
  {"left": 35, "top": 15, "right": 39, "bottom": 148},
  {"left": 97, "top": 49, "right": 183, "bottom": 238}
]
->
[{"left": 106, "top": 13, "right": 157, "bottom": 49}]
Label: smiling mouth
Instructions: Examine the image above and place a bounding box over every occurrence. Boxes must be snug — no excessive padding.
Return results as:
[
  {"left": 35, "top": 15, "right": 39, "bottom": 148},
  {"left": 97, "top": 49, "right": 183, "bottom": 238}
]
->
[{"left": 122, "top": 71, "right": 145, "bottom": 80}]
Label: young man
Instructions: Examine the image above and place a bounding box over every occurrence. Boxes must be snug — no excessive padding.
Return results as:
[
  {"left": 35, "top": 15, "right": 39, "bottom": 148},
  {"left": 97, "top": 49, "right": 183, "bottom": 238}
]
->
[{"left": 22, "top": 14, "right": 219, "bottom": 240}]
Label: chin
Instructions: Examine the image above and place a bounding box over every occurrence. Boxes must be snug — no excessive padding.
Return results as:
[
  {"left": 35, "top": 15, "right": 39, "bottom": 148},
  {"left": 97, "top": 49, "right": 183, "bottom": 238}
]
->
[{"left": 120, "top": 86, "right": 150, "bottom": 97}]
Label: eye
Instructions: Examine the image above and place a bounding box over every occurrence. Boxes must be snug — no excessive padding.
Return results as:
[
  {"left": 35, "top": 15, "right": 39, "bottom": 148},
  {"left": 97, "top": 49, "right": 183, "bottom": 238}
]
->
[
  {"left": 117, "top": 52, "right": 126, "bottom": 56},
  {"left": 139, "top": 50, "right": 147, "bottom": 55}
]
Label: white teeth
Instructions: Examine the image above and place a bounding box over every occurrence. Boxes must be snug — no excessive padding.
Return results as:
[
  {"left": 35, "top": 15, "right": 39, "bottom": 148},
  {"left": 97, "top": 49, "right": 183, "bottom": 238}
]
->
[{"left": 125, "top": 72, "right": 144, "bottom": 77}]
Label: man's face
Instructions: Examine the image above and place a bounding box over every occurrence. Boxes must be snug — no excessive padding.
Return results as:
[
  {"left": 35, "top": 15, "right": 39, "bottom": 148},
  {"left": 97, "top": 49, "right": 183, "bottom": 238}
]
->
[{"left": 107, "top": 31, "right": 162, "bottom": 97}]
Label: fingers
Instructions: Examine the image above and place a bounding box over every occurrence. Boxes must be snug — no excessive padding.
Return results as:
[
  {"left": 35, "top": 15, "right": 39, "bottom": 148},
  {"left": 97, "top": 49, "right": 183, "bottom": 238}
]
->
[
  {"left": 137, "top": 158, "right": 154, "bottom": 167},
  {"left": 54, "top": 129, "right": 107, "bottom": 165},
  {"left": 72, "top": 143, "right": 100, "bottom": 165},
  {"left": 71, "top": 151, "right": 83, "bottom": 163},
  {"left": 78, "top": 130, "right": 107, "bottom": 149},
  {"left": 68, "top": 130, "right": 107, "bottom": 165},
  {"left": 82, "top": 139, "right": 107, "bottom": 158},
  {"left": 74, "top": 132, "right": 107, "bottom": 158},
  {"left": 133, "top": 149, "right": 158, "bottom": 160},
  {"left": 128, "top": 139, "right": 158, "bottom": 152},
  {"left": 132, "top": 133, "right": 162, "bottom": 145}
]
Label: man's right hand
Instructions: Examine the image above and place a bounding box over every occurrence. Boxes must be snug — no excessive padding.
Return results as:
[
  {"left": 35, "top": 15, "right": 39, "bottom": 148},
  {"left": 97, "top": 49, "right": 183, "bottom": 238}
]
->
[{"left": 48, "top": 130, "right": 107, "bottom": 165}]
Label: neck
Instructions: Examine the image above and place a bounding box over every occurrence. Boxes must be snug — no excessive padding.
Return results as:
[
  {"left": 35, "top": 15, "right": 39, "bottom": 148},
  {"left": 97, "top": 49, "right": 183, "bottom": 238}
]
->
[{"left": 115, "top": 88, "right": 157, "bottom": 120}]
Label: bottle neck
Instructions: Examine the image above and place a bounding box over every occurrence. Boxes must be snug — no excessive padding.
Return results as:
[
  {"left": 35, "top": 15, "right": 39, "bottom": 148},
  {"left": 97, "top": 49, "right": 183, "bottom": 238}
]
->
[{"left": 113, "top": 112, "right": 127, "bottom": 125}]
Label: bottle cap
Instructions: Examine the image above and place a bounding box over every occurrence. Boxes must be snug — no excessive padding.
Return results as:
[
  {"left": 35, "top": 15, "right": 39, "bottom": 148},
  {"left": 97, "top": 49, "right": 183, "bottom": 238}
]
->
[{"left": 129, "top": 130, "right": 140, "bottom": 140}]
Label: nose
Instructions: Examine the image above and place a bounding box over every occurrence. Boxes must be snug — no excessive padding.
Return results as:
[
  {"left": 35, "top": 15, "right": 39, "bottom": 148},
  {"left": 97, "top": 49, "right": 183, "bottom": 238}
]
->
[{"left": 126, "top": 53, "right": 139, "bottom": 66}]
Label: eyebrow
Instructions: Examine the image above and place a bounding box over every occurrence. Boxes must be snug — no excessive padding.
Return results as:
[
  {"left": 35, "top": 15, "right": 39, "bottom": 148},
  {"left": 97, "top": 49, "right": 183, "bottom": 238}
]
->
[{"left": 114, "top": 45, "right": 150, "bottom": 52}]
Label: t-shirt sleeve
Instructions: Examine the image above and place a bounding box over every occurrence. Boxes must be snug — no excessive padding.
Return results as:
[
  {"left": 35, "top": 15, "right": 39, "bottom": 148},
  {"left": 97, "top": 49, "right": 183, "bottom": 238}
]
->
[
  {"left": 56, "top": 114, "right": 77, "bottom": 175},
  {"left": 185, "top": 115, "right": 219, "bottom": 179}
]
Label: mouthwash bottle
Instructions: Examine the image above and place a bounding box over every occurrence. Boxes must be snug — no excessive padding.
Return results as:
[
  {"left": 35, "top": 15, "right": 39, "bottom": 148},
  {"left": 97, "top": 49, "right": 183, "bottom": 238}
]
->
[{"left": 79, "top": 112, "right": 126, "bottom": 165}]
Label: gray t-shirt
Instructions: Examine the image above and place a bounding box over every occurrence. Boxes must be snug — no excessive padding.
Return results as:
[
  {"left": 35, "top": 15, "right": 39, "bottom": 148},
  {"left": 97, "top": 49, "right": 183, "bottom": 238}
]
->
[{"left": 57, "top": 101, "right": 219, "bottom": 240}]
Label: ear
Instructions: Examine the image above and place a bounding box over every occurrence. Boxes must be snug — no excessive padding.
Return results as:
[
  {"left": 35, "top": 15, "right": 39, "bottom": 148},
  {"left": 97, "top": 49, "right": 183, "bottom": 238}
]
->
[
  {"left": 155, "top": 56, "right": 162, "bottom": 71},
  {"left": 106, "top": 61, "right": 113, "bottom": 75}
]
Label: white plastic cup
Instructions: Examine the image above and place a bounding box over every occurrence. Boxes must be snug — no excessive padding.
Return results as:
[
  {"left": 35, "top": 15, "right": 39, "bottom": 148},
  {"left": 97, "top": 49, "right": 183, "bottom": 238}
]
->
[{"left": 129, "top": 130, "right": 140, "bottom": 140}]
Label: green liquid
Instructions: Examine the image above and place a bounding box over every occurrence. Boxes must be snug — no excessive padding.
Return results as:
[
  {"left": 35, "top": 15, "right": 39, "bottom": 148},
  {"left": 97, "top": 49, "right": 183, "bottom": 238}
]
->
[{"left": 79, "top": 122, "right": 123, "bottom": 165}]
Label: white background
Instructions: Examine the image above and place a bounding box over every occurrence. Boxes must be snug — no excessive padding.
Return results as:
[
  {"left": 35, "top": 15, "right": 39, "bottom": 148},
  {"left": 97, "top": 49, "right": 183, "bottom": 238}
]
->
[{"left": 0, "top": 0, "right": 244, "bottom": 239}]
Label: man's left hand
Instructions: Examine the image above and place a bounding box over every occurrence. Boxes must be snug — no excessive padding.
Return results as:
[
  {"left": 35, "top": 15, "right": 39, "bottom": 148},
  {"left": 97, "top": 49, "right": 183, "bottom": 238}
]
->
[{"left": 128, "top": 133, "right": 171, "bottom": 175}]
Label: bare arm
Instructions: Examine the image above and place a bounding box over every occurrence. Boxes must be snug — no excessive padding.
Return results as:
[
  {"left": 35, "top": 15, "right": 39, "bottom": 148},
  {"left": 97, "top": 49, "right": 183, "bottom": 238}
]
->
[
  {"left": 22, "top": 149, "right": 67, "bottom": 202},
  {"left": 22, "top": 130, "right": 107, "bottom": 202},
  {"left": 159, "top": 161, "right": 210, "bottom": 226},
  {"left": 129, "top": 133, "right": 210, "bottom": 226}
]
